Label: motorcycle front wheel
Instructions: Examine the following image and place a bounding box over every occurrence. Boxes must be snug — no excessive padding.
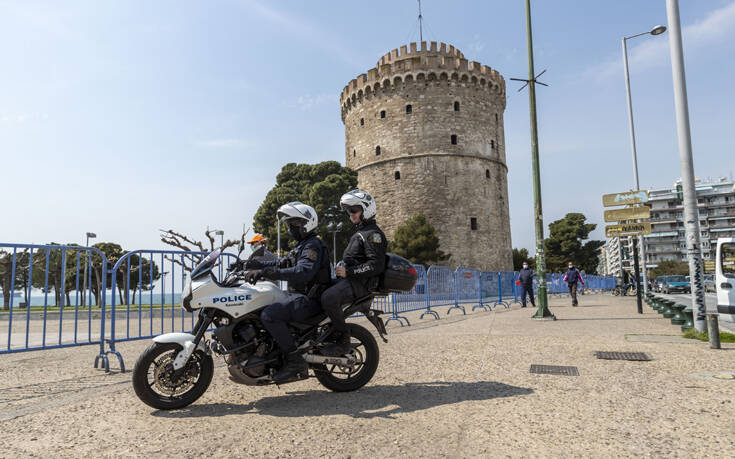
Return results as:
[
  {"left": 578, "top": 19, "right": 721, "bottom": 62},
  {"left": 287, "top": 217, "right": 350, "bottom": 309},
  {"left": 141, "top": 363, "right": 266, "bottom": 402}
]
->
[
  {"left": 315, "top": 323, "right": 379, "bottom": 392},
  {"left": 132, "top": 342, "right": 214, "bottom": 410}
]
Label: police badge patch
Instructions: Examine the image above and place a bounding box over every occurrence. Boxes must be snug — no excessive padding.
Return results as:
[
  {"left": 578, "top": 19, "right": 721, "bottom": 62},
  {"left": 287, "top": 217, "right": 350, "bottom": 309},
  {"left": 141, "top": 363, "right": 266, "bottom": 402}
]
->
[
  {"left": 372, "top": 233, "right": 382, "bottom": 244},
  {"left": 306, "top": 249, "right": 318, "bottom": 261}
]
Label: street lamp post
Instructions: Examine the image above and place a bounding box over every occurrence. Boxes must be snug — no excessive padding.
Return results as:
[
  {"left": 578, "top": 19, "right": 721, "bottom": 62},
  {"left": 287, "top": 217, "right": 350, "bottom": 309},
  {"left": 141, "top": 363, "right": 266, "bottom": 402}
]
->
[
  {"left": 665, "top": 0, "right": 717, "bottom": 345},
  {"left": 520, "top": 0, "right": 553, "bottom": 320},
  {"left": 622, "top": 24, "right": 666, "bottom": 301},
  {"left": 82, "top": 232, "right": 96, "bottom": 307}
]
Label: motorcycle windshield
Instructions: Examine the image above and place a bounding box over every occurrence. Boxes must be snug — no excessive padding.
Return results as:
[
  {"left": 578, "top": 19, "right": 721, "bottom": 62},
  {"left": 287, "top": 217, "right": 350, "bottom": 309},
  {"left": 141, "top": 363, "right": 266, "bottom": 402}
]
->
[{"left": 191, "top": 249, "right": 221, "bottom": 280}]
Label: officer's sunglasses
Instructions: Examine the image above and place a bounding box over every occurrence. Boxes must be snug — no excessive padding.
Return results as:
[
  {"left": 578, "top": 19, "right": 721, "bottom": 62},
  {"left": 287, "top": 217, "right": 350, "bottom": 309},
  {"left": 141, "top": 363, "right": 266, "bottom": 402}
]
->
[
  {"left": 343, "top": 205, "right": 362, "bottom": 214},
  {"left": 285, "top": 218, "right": 305, "bottom": 227}
]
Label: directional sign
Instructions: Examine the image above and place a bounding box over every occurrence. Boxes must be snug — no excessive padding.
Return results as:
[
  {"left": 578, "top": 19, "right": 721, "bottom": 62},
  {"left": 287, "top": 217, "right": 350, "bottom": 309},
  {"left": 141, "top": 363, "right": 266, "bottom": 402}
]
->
[
  {"left": 605, "top": 222, "right": 652, "bottom": 238},
  {"left": 604, "top": 206, "right": 651, "bottom": 222},
  {"left": 602, "top": 190, "right": 649, "bottom": 207}
]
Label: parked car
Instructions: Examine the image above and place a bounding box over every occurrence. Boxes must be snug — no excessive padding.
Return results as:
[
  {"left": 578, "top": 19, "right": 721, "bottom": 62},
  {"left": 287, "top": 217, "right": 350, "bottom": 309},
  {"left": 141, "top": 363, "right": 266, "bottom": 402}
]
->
[
  {"left": 660, "top": 275, "right": 690, "bottom": 294},
  {"left": 704, "top": 274, "right": 716, "bottom": 293}
]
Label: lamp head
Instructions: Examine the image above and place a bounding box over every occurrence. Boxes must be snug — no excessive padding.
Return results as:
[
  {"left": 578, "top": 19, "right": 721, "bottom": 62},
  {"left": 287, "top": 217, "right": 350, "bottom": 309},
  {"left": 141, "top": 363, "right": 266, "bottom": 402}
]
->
[{"left": 650, "top": 25, "right": 666, "bottom": 35}]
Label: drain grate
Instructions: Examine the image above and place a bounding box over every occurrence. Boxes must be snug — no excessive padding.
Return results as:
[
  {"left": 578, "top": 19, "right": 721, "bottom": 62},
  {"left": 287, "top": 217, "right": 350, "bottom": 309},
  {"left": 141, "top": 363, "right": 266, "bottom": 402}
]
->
[
  {"left": 529, "top": 364, "right": 579, "bottom": 376},
  {"left": 595, "top": 351, "right": 652, "bottom": 361}
]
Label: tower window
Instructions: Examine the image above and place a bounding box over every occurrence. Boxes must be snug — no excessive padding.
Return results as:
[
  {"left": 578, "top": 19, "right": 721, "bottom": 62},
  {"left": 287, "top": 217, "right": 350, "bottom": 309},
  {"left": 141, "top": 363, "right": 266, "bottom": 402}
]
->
[
  {"left": 491, "top": 140, "right": 495, "bottom": 149},
  {"left": 394, "top": 171, "right": 401, "bottom": 180},
  {"left": 353, "top": 149, "right": 356, "bottom": 157},
  {"left": 451, "top": 134, "right": 458, "bottom": 145},
  {"left": 485, "top": 169, "right": 490, "bottom": 178},
  {"left": 406, "top": 104, "right": 412, "bottom": 114},
  {"left": 470, "top": 217, "right": 478, "bottom": 231},
  {"left": 380, "top": 110, "right": 386, "bottom": 119},
  {"left": 375, "top": 146, "right": 381, "bottom": 155},
  {"left": 495, "top": 113, "right": 498, "bottom": 123},
  {"left": 454, "top": 101, "right": 460, "bottom": 111},
  {"left": 360, "top": 118, "right": 364, "bottom": 126}
]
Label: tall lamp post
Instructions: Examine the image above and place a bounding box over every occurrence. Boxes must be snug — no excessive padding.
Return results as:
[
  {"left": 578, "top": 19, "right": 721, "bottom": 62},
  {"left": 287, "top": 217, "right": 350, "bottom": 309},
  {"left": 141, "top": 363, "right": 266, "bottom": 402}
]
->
[
  {"left": 82, "top": 232, "right": 96, "bottom": 307},
  {"left": 665, "top": 0, "right": 718, "bottom": 345},
  {"left": 622, "top": 24, "right": 666, "bottom": 298}
]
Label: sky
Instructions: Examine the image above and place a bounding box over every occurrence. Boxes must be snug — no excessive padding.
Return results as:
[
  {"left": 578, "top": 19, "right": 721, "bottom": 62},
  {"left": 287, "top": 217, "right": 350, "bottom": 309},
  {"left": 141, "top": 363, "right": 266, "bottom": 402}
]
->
[{"left": 1, "top": 0, "right": 734, "bottom": 254}]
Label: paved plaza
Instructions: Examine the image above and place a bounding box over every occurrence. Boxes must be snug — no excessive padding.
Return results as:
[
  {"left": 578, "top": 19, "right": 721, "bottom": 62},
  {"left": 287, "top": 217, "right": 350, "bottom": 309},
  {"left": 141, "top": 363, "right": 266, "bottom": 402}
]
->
[{"left": 0, "top": 294, "right": 733, "bottom": 457}]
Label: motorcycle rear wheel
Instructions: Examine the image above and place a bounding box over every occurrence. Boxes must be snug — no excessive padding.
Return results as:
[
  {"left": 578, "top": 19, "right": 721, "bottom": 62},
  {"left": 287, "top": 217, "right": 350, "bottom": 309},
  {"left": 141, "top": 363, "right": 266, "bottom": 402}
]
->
[
  {"left": 132, "top": 342, "right": 214, "bottom": 410},
  {"left": 315, "top": 323, "right": 379, "bottom": 392}
]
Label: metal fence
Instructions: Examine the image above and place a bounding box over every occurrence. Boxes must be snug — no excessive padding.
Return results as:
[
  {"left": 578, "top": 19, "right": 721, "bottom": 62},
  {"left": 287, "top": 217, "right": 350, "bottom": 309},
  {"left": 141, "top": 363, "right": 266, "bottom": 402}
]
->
[{"left": 1, "top": 242, "right": 615, "bottom": 371}]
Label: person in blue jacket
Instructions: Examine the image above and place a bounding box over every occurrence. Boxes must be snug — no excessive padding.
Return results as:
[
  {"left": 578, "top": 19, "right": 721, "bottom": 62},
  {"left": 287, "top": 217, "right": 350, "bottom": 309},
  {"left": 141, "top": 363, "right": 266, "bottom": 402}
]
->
[
  {"left": 517, "top": 262, "right": 536, "bottom": 308},
  {"left": 245, "top": 201, "right": 331, "bottom": 382}
]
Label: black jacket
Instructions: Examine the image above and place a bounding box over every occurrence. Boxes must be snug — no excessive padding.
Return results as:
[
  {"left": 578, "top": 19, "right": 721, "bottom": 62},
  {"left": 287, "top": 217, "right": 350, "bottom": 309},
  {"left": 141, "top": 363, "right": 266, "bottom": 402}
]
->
[
  {"left": 343, "top": 219, "right": 387, "bottom": 286},
  {"left": 518, "top": 267, "right": 535, "bottom": 286},
  {"left": 253, "top": 234, "right": 330, "bottom": 296}
]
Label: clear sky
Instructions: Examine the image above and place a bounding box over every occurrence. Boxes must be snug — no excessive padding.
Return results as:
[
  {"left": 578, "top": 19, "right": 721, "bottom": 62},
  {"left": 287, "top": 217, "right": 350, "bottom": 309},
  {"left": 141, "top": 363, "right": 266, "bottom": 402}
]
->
[{"left": 2, "top": 0, "right": 734, "bottom": 254}]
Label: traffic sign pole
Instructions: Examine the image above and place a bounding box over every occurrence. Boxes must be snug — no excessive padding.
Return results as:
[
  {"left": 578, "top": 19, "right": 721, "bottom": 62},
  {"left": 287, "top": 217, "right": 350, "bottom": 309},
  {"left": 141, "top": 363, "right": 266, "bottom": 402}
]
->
[{"left": 632, "top": 237, "right": 643, "bottom": 314}]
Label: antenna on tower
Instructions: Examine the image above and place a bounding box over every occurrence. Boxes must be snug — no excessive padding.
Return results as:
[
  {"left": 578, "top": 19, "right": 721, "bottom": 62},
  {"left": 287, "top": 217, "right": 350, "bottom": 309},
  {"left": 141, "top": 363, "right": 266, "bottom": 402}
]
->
[{"left": 418, "top": 0, "right": 423, "bottom": 41}]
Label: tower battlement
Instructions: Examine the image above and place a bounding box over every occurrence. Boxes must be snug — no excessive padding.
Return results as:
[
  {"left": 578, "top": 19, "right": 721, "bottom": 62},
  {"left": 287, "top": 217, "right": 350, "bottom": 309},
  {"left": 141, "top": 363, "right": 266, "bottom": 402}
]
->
[{"left": 340, "top": 42, "right": 505, "bottom": 122}]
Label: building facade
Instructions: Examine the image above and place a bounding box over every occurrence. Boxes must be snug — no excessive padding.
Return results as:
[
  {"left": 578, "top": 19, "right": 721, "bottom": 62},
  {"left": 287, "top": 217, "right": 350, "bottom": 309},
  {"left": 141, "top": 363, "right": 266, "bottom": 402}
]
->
[
  {"left": 339, "top": 41, "right": 512, "bottom": 270},
  {"left": 645, "top": 178, "right": 735, "bottom": 266},
  {"left": 605, "top": 178, "right": 735, "bottom": 276}
]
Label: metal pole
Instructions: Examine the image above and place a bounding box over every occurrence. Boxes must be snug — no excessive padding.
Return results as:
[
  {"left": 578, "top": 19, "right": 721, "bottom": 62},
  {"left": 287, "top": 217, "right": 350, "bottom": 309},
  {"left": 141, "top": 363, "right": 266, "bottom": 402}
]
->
[
  {"left": 622, "top": 37, "right": 650, "bottom": 295},
  {"left": 665, "top": 0, "right": 715, "bottom": 342},
  {"left": 82, "top": 234, "right": 89, "bottom": 307},
  {"left": 332, "top": 231, "right": 337, "bottom": 267},
  {"left": 632, "top": 237, "right": 642, "bottom": 314},
  {"left": 524, "top": 0, "right": 553, "bottom": 320}
]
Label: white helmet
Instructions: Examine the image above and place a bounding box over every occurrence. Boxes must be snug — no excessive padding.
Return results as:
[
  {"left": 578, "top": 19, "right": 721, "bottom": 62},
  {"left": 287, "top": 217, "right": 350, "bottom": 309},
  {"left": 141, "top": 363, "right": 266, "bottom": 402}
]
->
[
  {"left": 277, "top": 202, "right": 318, "bottom": 239},
  {"left": 340, "top": 189, "right": 376, "bottom": 220}
]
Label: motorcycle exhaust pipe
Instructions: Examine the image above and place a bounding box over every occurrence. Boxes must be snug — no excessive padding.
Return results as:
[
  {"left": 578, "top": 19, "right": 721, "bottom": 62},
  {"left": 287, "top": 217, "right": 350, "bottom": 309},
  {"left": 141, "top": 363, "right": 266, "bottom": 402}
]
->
[{"left": 302, "top": 354, "right": 353, "bottom": 366}]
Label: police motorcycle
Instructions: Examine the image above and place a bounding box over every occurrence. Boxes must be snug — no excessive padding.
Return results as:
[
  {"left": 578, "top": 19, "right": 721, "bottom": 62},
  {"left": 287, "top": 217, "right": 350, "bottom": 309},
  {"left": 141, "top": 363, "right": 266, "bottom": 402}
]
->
[{"left": 132, "top": 237, "right": 417, "bottom": 410}]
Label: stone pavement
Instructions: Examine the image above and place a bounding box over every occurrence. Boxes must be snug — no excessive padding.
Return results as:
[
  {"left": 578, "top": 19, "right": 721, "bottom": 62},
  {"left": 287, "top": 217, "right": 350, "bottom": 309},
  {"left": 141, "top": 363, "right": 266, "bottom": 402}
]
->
[{"left": 0, "top": 294, "right": 733, "bottom": 457}]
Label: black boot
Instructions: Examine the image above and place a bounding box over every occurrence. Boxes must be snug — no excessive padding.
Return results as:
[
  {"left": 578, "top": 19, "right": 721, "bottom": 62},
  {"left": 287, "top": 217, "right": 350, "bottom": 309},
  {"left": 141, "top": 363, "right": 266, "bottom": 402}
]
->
[
  {"left": 321, "top": 332, "right": 351, "bottom": 357},
  {"left": 273, "top": 353, "right": 308, "bottom": 383}
]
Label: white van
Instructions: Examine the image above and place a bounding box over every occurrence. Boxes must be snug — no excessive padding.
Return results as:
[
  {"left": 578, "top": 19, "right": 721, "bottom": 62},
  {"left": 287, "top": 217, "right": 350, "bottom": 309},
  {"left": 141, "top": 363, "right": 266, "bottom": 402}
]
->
[{"left": 715, "top": 238, "right": 735, "bottom": 322}]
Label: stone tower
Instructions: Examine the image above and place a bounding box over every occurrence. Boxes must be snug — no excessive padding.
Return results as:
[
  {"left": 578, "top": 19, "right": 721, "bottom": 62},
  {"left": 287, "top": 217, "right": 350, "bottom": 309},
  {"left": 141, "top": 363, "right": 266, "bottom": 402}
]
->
[{"left": 339, "top": 41, "right": 512, "bottom": 270}]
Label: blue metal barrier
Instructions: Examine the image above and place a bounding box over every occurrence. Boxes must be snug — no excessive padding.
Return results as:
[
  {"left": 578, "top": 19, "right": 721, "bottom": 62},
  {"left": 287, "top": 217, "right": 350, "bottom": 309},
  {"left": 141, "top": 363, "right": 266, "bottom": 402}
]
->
[
  {"left": 500, "top": 271, "right": 520, "bottom": 307},
  {"left": 452, "top": 267, "right": 480, "bottom": 314},
  {"left": 104, "top": 249, "right": 239, "bottom": 371},
  {"left": 0, "top": 243, "right": 114, "bottom": 368},
  {"left": 385, "top": 264, "right": 427, "bottom": 325},
  {"left": 426, "top": 266, "right": 455, "bottom": 316}
]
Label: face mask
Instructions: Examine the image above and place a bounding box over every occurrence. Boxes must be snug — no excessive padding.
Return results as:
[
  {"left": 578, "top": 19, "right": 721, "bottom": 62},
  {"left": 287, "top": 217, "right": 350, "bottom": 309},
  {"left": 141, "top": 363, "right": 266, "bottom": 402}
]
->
[
  {"left": 288, "top": 224, "right": 303, "bottom": 241},
  {"left": 522, "top": 264, "right": 528, "bottom": 269}
]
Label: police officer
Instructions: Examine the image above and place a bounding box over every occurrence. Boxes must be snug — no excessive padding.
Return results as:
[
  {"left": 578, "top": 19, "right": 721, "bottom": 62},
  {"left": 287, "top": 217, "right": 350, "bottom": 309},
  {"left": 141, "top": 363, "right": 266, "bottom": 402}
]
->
[
  {"left": 517, "top": 262, "right": 536, "bottom": 308},
  {"left": 320, "top": 189, "right": 387, "bottom": 357},
  {"left": 245, "top": 202, "right": 331, "bottom": 381}
]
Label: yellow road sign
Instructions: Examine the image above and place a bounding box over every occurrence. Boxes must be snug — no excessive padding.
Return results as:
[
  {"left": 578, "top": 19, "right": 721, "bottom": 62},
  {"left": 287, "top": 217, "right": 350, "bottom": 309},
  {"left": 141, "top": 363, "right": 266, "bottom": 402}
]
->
[
  {"left": 602, "top": 190, "right": 649, "bottom": 207},
  {"left": 604, "top": 206, "right": 651, "bottom": 222},
  {"left": 605, "top": 222, "right": 652, "bottom": 238}
]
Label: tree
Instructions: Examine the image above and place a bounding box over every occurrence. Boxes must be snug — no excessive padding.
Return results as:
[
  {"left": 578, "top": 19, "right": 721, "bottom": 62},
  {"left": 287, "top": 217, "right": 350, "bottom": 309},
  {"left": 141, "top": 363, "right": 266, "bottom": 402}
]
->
[
  {"left": 544, "top": 213, "right": 604, "bottom": 274},
  {"left": 512, "top": 248, "right": 536, "bottom": 271},
  {"left": 253, "top": 161, "right": 358, "bottom": 258},
  {"left": 389, "top": 213, "right": 449, "bottom": 267},
  {"left": 649, "top": 260, "right": 689, "bottom": 279}
]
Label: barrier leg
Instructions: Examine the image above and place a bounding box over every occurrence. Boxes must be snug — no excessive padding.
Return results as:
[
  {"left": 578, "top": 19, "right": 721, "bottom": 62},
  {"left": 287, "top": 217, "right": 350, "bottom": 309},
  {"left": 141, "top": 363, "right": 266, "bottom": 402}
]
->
[{"left": 384, "top": 294, "right": 410, "bottom": 327}]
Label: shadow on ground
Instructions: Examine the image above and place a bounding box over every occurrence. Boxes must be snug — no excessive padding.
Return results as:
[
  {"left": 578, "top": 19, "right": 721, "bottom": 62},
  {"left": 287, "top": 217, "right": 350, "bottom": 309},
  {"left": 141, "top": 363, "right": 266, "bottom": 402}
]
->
[{"left": 151, "top": 380, "right": 533, "bottom": 419}]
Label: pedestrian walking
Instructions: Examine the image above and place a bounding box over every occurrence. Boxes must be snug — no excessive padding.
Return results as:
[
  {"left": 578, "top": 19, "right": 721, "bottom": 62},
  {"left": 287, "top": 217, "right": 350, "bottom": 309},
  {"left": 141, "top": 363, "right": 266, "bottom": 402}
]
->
[
  {"left": 517, "top": 262, "right": 536, "bottom": 308},
  {"left": 563, "top": 261, "right": 585, "bottom": 306}
]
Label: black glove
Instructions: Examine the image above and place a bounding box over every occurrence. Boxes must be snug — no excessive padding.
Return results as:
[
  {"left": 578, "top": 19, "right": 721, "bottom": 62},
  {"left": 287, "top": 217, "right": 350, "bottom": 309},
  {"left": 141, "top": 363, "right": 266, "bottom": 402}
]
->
[
  {"left": 246, "top": 267, "right": 275, "bottom": 284},
  {"left": 246, "top": 270, "right": 264, "bottom": 284}
]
